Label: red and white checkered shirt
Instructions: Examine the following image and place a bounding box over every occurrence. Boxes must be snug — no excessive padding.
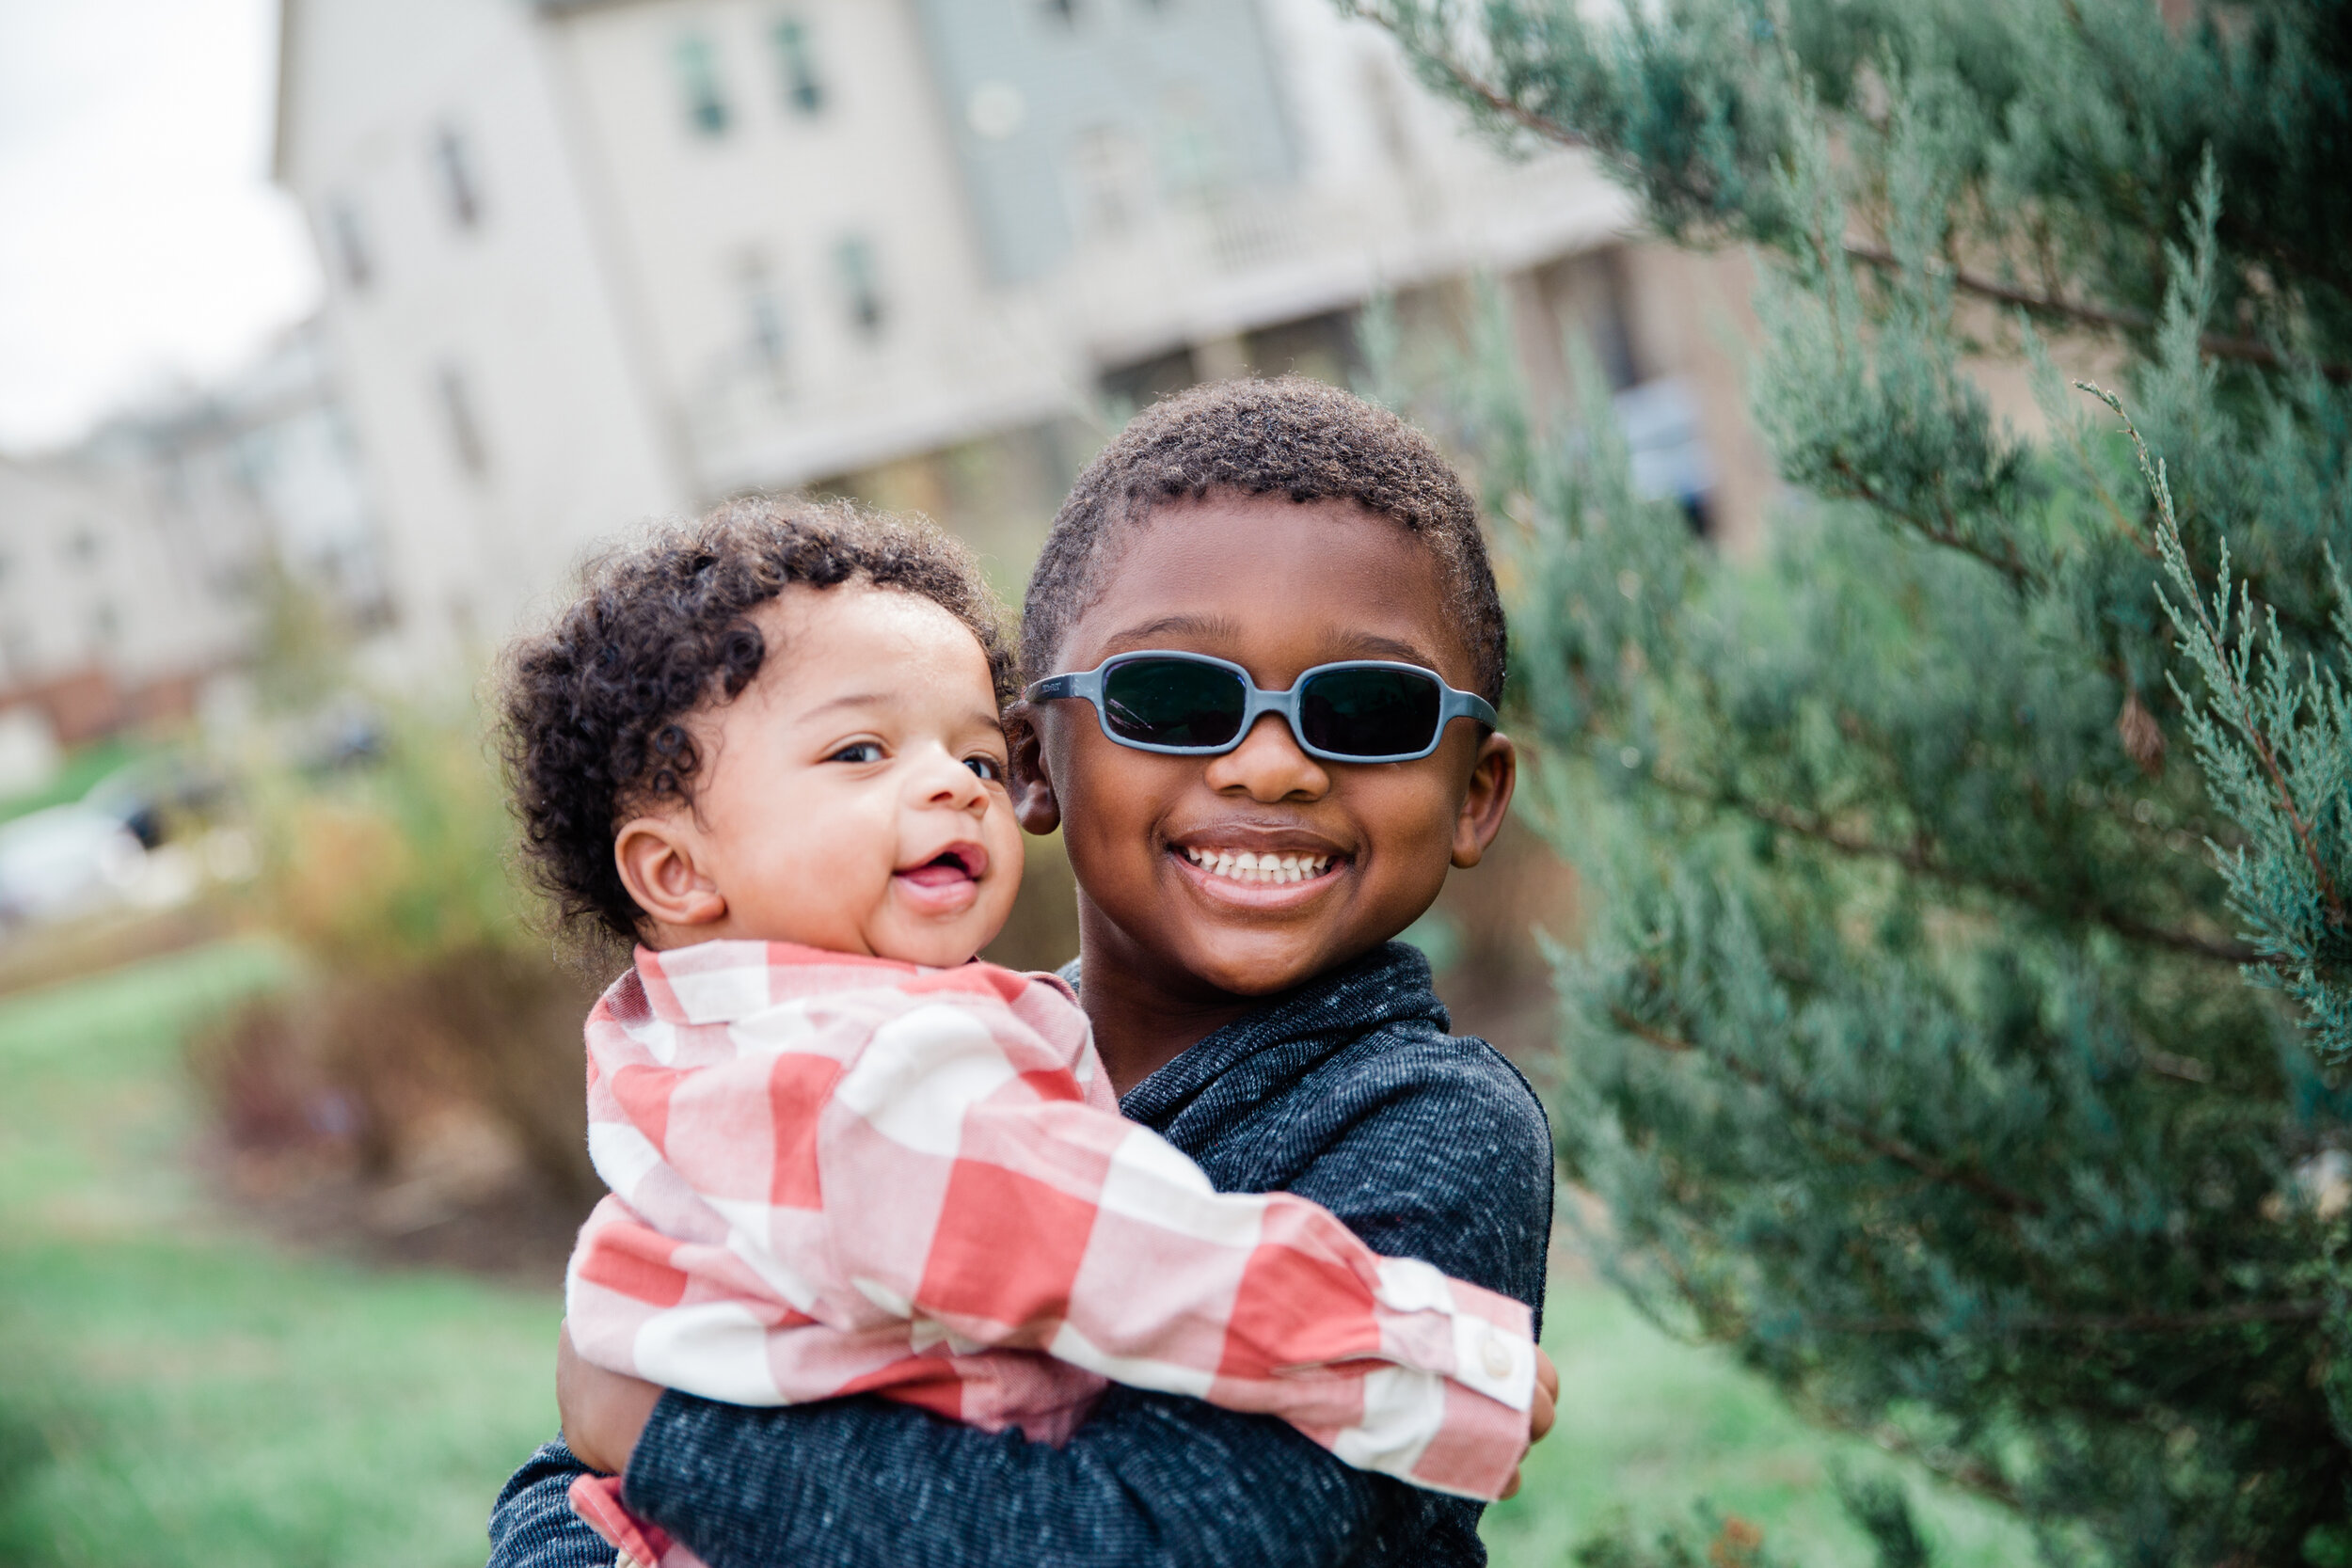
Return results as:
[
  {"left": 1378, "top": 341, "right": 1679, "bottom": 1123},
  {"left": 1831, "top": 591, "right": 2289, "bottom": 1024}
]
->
[{"left": 564, "top": 941, "right": 1536, "bottom": 1562}]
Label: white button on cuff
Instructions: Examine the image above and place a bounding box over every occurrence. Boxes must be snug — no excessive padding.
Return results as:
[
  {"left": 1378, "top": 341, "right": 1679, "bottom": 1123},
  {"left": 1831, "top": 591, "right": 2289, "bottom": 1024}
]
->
[{"left": 1451, "top": 1315, "right": 1534, "bottom": 1410}]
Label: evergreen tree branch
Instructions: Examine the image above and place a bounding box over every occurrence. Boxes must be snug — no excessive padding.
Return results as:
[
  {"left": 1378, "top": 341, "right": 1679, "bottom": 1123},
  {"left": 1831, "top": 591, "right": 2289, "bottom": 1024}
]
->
[
  {"left": 1809, "top": 1412, "right": 2026, "bottom": 1513},
  {"left": 2080, "top": 384, "right": 2349, "bottom": 935},
  {"left": 1356, "top": 9, "right": 2352, "bottom": 385},
  {"left": 1820, "top": 454, "right": 2042, "bottom": 591},
  {"left": 1824, "top": 1300, "right": 2325, "bottom": 1335},
  {"left": 1845, "top": 244, "right": 2352, "bottom": 386},
  {"left": 1646, "top": 763, "right": 2258, "bottom": 964},
  {"left": 1606, "top": 1006, "right": 2050, "bottom": 1217}
]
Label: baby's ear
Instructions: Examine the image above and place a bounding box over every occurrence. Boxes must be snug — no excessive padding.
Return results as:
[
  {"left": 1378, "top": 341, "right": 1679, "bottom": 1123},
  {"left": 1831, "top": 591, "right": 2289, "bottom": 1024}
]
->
[
  {"left": 614, "top": 816, "right": 727, "bottom": 929},
  {"left": 1005, "top": 705, "right": 1061, "bottom": 835}
]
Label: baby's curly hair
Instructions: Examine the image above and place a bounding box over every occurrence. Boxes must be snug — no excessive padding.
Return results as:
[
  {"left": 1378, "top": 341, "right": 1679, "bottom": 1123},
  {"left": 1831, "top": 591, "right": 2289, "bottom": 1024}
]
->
[
  {"left": 498, "top": 496, "right": 1014, "bottom": 950},
  {"left": 1024, "top": 376, "right": 1505, "bottom": 702}
]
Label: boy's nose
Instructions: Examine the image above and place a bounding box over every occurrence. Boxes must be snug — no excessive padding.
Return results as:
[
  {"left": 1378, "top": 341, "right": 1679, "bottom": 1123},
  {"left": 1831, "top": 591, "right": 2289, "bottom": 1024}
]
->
[{"left": 1202, "top": 712, "right": 1329, "bottom": 801}]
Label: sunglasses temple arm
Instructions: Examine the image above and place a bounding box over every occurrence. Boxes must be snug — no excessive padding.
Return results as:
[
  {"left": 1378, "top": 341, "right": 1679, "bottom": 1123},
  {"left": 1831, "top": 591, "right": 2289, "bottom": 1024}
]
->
[{"left": 1451, "top": 690, "right": 1501, "bottom": 729}]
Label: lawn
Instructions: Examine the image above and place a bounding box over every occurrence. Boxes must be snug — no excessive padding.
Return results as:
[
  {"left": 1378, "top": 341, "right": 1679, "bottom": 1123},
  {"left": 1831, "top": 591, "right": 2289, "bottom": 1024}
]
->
[
  {"left": 0, "top": 942, "right": 2040, "bottom": 1566},
  {"left": 1483, "top": 1284, "right": 2036, "bottom": 1568},
  {"left": 0, "top": 941, "right": 563, "bottom": 1568},
  {"left": 0, "top": 736, "right": 152, "bottom": 827}
]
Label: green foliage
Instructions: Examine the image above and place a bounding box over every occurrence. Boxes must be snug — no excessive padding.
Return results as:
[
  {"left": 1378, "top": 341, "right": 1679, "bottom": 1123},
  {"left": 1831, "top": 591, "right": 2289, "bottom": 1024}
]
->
[
  {"left": 238, "top": 704, "right": 538, "bottom": 973},
  {"left": 2086, "top": 386, "right": 2352, "bottom": 1060},
  {"left": 1836, "top": 1469, "right": 1931, "bottom": 1568},
  {"left": 1355, "top": 0, "right": 2352, "bottom": 1561}
]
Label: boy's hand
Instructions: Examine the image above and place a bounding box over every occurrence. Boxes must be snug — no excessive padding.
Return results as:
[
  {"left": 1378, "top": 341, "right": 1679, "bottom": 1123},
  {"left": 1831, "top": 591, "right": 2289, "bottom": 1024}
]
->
[
  {"left": 1499, "top": 1347, "right": 1560, "bottom": 1500},
  {"left": 557, "top": 1321, "right": 663, "bottom": 1478}
]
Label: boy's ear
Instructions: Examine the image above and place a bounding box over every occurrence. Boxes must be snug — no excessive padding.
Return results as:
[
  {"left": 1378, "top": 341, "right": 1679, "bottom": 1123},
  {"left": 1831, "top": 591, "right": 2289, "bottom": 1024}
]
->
[
  {"left": 1450, "top": 731, "right": 1517, "bottom": 869},
  {"left": 614, "top": 816, "right": 728, "bottom": 931},
  {"left": 1006, "top": 705, "right": 1062, "bottom": 835}
]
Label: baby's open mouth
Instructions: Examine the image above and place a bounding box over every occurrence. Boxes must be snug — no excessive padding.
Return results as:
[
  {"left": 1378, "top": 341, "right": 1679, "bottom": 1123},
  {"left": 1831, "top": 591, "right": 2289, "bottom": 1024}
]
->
[
  {"left": 898, "top": 845, "right": 988, "bottom": 888},
  {"left": 1178, "top": 846, "right": 1336, "bottom": 886}
]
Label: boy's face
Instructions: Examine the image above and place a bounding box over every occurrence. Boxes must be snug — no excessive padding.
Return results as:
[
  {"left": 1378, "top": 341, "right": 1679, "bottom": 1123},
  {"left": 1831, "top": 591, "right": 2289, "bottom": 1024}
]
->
[
  {"left": 1015, "top": 493, "right": 1514, "bottom": 1000},
  {"left": 613, "top": 584, "right": 1023, "bottom": 966}
]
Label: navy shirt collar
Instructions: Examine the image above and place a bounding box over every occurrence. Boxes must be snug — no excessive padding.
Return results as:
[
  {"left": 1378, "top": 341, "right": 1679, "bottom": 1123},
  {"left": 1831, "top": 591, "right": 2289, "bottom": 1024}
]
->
[{"left": 1064, "top": 941, "right": 1450, "bottom": 1135}]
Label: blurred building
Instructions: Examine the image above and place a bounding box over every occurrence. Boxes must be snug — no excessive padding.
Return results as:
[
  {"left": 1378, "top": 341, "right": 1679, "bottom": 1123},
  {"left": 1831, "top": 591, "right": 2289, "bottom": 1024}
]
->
[
  {"left": 0, "top": 458, "right": 244, "bottom": 746},
  {"left": 274, "top": 0, "right": 1767, "bottom": 664},
  {"left": 0, "top": 318, "right": 388, "bottom": 752},
  {"left": 82, "top": 320, "right": 389, "bottom": 627}
]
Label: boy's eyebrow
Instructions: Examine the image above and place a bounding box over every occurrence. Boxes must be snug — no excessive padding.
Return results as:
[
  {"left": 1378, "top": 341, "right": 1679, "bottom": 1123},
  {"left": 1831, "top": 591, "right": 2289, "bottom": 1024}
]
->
[
  {"left": 1336, "top": 633, "right": 1443, "bottom": 667},
  {"left": 1100, "top": 612, "right": 1245, "bottom": 650},
  {"left": 1096, "top": 617, "right": 1447, "bottom": 673}
]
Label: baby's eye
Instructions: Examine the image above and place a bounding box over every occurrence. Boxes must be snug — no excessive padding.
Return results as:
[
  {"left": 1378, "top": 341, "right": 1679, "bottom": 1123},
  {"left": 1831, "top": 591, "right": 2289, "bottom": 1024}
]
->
[
  {"left": 828, "top": 742, "right": 885, "bottom": 765},
  {"left": 964, "top": 755, "right": 1003, "bottom": 782}
]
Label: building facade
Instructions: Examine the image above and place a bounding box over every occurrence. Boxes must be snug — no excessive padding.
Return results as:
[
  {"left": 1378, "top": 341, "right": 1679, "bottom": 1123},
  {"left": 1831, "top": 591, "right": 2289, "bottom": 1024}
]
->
[
  {"left": 0, "top": 457, "right": 244, "bottom": 745},
  {"left": 275, "top": 0, "right": 1762, "bottom": 667}
]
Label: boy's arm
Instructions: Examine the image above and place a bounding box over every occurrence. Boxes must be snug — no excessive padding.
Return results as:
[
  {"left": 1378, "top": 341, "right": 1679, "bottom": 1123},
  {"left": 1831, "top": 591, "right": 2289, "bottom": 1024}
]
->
[
  {"left": 615, "top": 1050, "right": 1554, "bottom": 1568},
  {"left": 633, "top": 1384, "right": 1390, "bottom": 1568},
  {"left": 487, "top": 1439, "right": 635, "bottom": 1568}
]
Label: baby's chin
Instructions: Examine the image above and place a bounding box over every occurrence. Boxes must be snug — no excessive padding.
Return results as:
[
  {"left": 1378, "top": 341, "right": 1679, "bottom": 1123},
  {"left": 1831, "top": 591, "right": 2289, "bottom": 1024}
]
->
[{"left": 863, "top": 911, "right": 1006, "bottom": 970}]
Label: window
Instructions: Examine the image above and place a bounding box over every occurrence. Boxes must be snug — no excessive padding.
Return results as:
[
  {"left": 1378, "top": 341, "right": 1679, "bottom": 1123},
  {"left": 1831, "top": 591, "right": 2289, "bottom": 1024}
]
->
[
  {"left": 675, "top": 34, "right": 731, "bottom": 137},
  {"left": 432, "top": 125, "right": 483, "bottom": 230},
  {"left": 65, "top": 527, "right": 99, "bottom": 566},
  {"left": 1040, "top": 0, "right": 1081, "bottom": 24},
  {"left": 771, "top": 19, "right": 825, "bottom": 116},
  {"left": 1068, "top": 125, "right": 1152, "bottom": 237},
  {"left": 739, "top": 253, "right": 788, "bottom": 381},
  {"left": 89, "top": 602, "right": 119, "bottom": 645},
  {"left": 435, "top": 365, "right": 491, "bottom": 478},
  {"left": 834, "top": 236, "right": 886, "bottom": 338},
  {"left": 327, "top": 198, "right": 373, "bottom": 292}
]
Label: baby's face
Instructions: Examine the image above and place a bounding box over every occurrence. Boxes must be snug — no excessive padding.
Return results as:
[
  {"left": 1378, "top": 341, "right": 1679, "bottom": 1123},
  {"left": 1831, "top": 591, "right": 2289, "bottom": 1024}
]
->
[{"left": 620, "top": 584, "right": 1022, "bottom": 966}]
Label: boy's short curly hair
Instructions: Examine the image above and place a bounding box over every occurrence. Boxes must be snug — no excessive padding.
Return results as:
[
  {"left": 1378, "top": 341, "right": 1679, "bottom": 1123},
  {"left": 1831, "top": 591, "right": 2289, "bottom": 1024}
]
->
[
  {"left": 499, "top": 496, "right": 1014, "bottom": 950},
  {"left": 1023, "top": 376, "right": 1504, "bottom": 703}
]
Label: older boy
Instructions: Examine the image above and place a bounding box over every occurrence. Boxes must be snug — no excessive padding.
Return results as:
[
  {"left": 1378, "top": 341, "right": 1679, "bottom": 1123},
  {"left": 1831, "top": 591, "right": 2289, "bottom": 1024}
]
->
[{"left": 491, "top": 377, "right": 1554, "bottom": 1566}]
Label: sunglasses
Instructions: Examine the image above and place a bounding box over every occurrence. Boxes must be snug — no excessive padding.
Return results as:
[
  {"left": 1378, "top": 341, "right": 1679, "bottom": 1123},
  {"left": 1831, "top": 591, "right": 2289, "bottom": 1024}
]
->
[{"left": 1025, "top": 651, "right": 1497, "bottom": 764}]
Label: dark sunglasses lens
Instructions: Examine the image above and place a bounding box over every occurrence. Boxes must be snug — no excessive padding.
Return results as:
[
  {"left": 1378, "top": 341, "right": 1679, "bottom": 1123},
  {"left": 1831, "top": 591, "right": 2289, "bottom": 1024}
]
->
[
  {"left": 1101, "top": 658, "right": 1248, "bottom": 750},
  {"left": 1300, "top": 668, "right": 1442, "bottom": 757}
]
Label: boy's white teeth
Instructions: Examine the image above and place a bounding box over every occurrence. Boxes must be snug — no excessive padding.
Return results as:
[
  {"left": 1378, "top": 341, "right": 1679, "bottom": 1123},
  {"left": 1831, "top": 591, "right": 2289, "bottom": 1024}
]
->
[{"left": 1182, "top": 847, "right": 1331, "bottom": 885}]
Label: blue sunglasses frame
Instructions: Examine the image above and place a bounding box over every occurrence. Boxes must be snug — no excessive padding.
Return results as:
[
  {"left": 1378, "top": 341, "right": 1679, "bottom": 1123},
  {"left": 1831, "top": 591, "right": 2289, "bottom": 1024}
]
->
[{"left": 1025, "top": 650, "right": 1498, "bottom": 764}]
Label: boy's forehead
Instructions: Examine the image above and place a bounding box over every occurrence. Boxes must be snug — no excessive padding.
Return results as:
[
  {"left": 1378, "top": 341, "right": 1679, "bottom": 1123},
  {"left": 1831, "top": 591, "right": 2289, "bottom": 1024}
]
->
[{"left": 1064, "top": 494, "right": 1474, "bottom": 683}]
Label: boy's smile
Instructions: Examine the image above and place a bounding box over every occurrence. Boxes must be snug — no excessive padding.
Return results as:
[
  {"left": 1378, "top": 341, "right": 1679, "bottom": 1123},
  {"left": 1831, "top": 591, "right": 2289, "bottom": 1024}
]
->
[{"left": 1014, "top": 492, "right": 1515, "bottom": 1087}]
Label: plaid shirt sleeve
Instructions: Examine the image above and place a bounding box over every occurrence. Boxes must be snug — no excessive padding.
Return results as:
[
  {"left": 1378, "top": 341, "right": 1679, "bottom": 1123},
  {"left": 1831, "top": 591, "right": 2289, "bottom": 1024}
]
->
[{"left": 566, "top": 942, "right": 1537, "bottom": 1501}]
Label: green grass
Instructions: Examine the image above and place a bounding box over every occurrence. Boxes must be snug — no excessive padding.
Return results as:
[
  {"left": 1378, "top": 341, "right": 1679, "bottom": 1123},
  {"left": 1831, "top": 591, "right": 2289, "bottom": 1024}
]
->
[
  {"left": 0, "top": 737, "right": 152, "bottom": 827},
  {"left": 0, "top": 941, "right": 564, "bottom": 1568},
  {"left": 0, "top": 940, "right": 2041, "bottom": 1566},
  {"left": 1482, "top": 1285, "right": 2038, "bottom": 1567}
]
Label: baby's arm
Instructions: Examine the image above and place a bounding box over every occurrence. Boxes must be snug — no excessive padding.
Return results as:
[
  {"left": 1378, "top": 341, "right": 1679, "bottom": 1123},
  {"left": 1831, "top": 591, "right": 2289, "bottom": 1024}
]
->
[
  {"left": 570, "top": 979, "right": 1539, "bottom": 1499},
  {"left": 812, "top": 991, "right": 1543, "bottom": 1500}
]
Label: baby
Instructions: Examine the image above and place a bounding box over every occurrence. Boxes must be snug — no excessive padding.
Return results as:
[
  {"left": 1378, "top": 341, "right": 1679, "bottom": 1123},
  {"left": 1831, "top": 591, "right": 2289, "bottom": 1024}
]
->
[{"left": 500, "top": 499, "right": 1545, "bottom": 1567}]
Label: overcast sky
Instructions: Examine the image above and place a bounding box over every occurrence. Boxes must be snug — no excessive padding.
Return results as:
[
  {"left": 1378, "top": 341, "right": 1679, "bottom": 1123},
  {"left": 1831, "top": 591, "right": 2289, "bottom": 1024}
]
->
[{"left": 0, "top": 0, "right": 320, "bottom": 451}]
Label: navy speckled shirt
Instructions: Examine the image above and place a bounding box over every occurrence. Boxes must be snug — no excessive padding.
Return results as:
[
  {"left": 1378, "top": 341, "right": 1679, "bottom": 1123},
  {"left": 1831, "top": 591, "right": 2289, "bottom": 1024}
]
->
[{"left": 488, "top": 942, "right": 1553, "bottom": 1568}]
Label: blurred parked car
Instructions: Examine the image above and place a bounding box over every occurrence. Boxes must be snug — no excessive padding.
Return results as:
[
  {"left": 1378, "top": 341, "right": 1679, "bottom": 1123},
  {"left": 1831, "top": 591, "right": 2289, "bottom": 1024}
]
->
[
  {"left": 84, "top": 755, "right": 230, "bottom": 847},
  {"left": 0, "top": 803, "right": 147, "bottom": 926}
]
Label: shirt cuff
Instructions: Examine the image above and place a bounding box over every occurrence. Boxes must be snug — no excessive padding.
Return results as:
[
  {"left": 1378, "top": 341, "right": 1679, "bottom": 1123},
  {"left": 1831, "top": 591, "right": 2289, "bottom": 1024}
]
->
[{"left": 1330, "top": 1258, "right": 1540, "bottom": 1500}]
